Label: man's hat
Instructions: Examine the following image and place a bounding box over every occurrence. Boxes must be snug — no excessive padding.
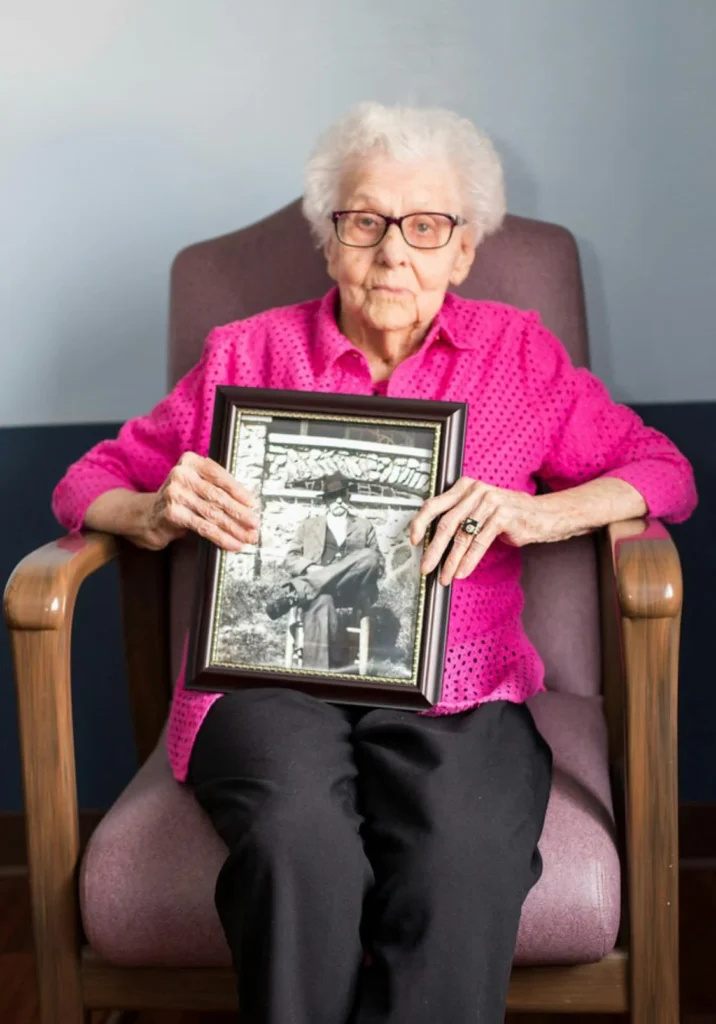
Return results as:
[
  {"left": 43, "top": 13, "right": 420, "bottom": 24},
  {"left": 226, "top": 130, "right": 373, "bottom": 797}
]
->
[{"left": 320, "top": 471, "right": 352, "bottom": 502}]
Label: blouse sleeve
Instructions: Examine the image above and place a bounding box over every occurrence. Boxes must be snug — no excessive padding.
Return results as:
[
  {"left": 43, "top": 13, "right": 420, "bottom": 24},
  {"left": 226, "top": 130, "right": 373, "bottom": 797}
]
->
[
  {"left": 52, "top": 327, "right": 233, "bottom": 533},
  {"left": 523, "top": 313, "right": 698, "bottom": 524}
]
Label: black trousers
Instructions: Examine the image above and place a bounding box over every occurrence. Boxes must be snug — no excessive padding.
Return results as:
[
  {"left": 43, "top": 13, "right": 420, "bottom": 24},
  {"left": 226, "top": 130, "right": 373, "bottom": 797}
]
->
[{"left": 188, "top": 688, "right": 552, "bottom": 1024}]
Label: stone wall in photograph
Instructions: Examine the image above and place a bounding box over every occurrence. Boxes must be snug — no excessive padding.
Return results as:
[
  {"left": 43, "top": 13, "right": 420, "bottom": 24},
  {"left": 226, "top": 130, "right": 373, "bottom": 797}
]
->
[
  {"left": 268, "top": 443, "right": 431, "bottom": 496},
  {"left": 234, "top": 419, "right": 433, "bottom": 497}
]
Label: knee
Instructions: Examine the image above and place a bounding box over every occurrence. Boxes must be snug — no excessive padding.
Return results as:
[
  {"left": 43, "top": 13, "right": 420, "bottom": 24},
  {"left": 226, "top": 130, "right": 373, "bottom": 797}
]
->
[
  {"left": 243, "top": 791, "right": 358, "bottom": 873},
  {"left": 405, "top": 821, "right": 526, "bottom": 896},
  {"left": 354, "top": 548, "right": 380, "bottom": 572}
]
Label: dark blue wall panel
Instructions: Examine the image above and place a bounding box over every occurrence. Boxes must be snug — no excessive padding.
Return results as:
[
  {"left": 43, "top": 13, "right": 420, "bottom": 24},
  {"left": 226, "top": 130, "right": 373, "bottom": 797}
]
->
[
  {"left": 0, "top": 424, "right": 136, "bottom": 811},
  {"left": 1, "top": 406, "right": 714, "bottom": 810},
  {"left": 633, "top": 403, "right": 716, "bottom": 802}
]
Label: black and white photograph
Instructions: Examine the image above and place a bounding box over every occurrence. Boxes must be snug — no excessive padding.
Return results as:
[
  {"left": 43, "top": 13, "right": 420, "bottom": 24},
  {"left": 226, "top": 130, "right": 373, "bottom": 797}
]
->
[{"left": 210, "top": 410, "right": 438, "bottom": 683}]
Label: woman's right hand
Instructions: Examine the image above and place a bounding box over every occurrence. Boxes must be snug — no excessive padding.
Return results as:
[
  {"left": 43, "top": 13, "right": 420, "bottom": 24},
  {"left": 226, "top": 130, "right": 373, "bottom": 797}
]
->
[{"left": 136, "top": 452, "right": 260, "bottom": 552}]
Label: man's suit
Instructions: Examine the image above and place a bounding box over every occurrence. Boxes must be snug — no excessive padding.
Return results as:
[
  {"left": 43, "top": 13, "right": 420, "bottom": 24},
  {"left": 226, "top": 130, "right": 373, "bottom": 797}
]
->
[{"left": 284, "top": 513, "right": 384, "bottom": 670}]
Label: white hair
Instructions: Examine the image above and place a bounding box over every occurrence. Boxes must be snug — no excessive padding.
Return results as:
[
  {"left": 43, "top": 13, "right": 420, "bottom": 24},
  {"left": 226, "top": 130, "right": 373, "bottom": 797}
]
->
[{"left": 302, "top": 102, "right": 506, "bottom": 247}]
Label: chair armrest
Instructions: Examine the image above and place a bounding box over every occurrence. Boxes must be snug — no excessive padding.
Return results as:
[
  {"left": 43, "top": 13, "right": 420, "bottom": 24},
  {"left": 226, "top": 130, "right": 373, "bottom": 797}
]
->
[
  {"left": 3, "top": 531, "right": 117, "bottom": 1015},
  {"left": 608, "top": 517, "right": 682, "bottom": 620},
  {"left": 600, "top": 517, "right": 681, "bottom": 1022},
  {"left": 5, "top": 530, "right": 117, "bottom": 629}
]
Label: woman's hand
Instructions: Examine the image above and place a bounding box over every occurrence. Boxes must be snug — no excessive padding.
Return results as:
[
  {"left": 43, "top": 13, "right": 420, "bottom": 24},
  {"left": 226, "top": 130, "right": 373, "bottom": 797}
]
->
[
  {"left": 410, "top": 474, "right": 648, "bottom": 584},
  {"left": 410, "top": 477, "right": 557, "bottom": 585},
  {"left": 135, "top": 452, "right": 260, "bottom": 552}
]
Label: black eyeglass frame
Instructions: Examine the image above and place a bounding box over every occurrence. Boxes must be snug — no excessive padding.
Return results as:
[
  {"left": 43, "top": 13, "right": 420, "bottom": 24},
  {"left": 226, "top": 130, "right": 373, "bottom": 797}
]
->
[{"left": 331, "top": 210, "right": 467, "bottom": 250}]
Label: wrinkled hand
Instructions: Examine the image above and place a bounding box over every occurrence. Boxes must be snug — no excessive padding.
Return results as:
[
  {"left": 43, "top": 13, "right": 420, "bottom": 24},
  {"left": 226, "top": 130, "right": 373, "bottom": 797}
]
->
[
  {"left": 410, "top": 477, "right": 555, "bottom": 585},
  {"left": 138, "top": 452, "right": 260, "bottom": 552}
]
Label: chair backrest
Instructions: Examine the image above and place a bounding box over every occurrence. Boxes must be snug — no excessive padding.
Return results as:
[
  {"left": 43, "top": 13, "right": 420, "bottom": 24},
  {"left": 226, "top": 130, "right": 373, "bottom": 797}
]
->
[{"left": 167, "top": 200, "right": 601, "bottom": 697}]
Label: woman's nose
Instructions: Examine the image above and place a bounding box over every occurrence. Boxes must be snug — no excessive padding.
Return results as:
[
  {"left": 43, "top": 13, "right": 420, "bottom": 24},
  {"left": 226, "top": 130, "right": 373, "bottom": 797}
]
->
[{"left": 376, "top": 224, "right": 410, "bottom": 265}]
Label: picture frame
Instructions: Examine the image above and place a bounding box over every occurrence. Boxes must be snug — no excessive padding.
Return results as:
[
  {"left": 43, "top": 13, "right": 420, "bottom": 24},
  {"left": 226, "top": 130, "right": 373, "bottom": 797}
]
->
[{"left": 185, "top": 386, "right": 467, "bottom": 709}]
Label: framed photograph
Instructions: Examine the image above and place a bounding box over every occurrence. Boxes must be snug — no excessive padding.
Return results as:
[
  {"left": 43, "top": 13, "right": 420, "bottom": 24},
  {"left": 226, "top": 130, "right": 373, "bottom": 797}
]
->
[{"left": 186, "top": 387, "right": 466, "bottom": 709}]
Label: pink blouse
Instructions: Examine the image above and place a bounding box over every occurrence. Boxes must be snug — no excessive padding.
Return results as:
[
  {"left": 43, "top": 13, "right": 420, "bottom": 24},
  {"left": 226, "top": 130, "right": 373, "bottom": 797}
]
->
[{"left": 52, "top": 288, "right": 698, "bottom": 782}]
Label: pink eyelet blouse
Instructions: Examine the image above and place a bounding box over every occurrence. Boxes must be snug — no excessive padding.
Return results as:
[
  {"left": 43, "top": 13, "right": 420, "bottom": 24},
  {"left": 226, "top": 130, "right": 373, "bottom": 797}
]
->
[{"left": 52, "top": 288, "right": 698, "bottom": 782}]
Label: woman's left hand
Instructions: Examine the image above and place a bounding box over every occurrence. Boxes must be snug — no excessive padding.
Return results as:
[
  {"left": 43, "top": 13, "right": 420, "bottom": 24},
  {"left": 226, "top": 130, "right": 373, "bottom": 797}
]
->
[{"left": 410, "top": 477, "right": 556, "bottom": 585}]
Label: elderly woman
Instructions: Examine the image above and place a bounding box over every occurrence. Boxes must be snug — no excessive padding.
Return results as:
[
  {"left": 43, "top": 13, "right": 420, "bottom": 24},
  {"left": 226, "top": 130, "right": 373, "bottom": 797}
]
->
[{"left": 53, "top": 103, "right": 697, "bottom": 1024}]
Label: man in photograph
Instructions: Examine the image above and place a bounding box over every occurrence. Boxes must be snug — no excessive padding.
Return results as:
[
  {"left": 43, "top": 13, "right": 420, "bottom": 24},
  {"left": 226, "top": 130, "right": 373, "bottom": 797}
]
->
[{"left": 266, "top": 471, "right": 384, "bottom": 670}]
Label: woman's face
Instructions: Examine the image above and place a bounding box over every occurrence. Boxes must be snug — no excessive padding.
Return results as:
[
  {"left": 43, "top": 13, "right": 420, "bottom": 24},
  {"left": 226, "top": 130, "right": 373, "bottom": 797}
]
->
[{"left": 325, "top": 155, "right": 476, "bottom": 338}]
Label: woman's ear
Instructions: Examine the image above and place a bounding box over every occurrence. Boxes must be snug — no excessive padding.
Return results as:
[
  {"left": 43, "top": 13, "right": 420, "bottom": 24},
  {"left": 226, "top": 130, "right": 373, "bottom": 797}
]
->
[{"left": 449, "top": 231, "right": 478, "bottom": 287}]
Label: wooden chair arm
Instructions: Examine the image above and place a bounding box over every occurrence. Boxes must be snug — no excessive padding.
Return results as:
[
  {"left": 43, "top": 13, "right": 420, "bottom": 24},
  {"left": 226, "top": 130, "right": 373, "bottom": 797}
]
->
[
  {"left": 600, "top": 517, "right": 682, "bottom": 1023},
  {"left": 3, "top": 531, "right": 117, "bottom": 1021},
  {"left": 608, "top": 517, "right": 683, "bottom": 620},
  {"left": 4, "top": 530, "right": 118, "bottom": 629}
]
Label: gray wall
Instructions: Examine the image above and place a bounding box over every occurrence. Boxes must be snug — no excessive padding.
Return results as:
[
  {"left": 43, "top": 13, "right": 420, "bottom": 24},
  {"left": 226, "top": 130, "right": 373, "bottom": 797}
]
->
[{"left": 1, "top": 0, "right": 715, "bottom": 430}]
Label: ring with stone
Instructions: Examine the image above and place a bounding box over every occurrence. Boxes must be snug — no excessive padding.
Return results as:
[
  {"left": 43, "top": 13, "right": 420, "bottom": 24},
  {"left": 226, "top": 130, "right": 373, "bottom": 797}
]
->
[{"left": 460, "top": 517, "right": 481, "bottom": 536}]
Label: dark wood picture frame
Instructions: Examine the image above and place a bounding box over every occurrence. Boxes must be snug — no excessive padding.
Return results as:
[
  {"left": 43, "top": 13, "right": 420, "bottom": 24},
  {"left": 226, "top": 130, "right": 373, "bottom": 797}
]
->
[{"left": 186, "top": 386, "right": 467, "bottom": 709}]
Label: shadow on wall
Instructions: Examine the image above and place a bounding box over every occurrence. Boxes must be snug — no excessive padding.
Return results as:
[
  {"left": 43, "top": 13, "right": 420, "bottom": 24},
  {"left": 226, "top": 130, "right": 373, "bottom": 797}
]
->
[
  {"left": 575, "top": 234, "right": 629, "bottom": 404},
  {"left": 494, "top": 135, "right": 541, "bottom": 223},
  {"left": 498, "top": 136, "right": 629, "bottom": 408}
]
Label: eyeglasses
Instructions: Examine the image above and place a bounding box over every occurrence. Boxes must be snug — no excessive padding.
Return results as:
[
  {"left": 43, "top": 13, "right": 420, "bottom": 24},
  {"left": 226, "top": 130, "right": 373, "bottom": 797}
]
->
[{"left": 331, "top": 210, "right": 466, "bottom": 250}]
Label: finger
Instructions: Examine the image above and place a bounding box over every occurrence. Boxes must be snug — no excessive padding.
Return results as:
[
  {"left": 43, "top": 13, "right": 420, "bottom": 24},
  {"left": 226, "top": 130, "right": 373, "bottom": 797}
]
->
[
  {"left": 189, "top": 494, "right": 259, "bottom": 546},
  {"left": 446, "top": 512, "right": 501, "bottom": 583},
  {"left": 167, "top": 503, "right": 247, "bottom": 551},
  {"left": 180, "top": 452, "right": 259, "bottom": 510},
  {"left": 169, "top": 491, "right": 259, "bottom": 549},
  {"left": 198, "top": 457, "right": 259, "bottom": 509},
  {"left": 410, "top": 478, "right": 474, "bottom": 545},
  {"left": 189, "top": 472, "right": 260, "bottom": 529},
  {"left": 434, "top": 520, "right": 476, "bottom": 581},
  {"left": 420, "top": 489, "right": 490, "bottom": 574},
  {"left": 436, "top": 497, "right": 496, "bottom": 582}
]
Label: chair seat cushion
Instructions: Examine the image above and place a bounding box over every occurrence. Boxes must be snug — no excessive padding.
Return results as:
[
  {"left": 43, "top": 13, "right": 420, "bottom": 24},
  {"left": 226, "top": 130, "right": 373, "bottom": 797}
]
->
[{"left": 80, "top": 691, "right": 620, "bottom": 967}]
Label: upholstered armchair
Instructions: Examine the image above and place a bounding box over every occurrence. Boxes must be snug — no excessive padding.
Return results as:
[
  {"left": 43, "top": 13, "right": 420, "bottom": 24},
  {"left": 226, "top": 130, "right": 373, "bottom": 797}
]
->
[{"left": 5, "top": 201, "right": 682, "bottom": 1023}]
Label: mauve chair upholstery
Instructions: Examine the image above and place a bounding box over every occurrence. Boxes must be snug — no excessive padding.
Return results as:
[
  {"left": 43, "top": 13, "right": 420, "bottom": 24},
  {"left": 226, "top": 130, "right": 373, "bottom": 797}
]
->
[
  {"left": 79, "top": 690, "right": 620, "bottom": 967},
  {"left": 79, "top": 200, "right": 620, "bottom": 968},
  {"left": 168, "top": 200, "right": 589, "bottom": 387}
]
